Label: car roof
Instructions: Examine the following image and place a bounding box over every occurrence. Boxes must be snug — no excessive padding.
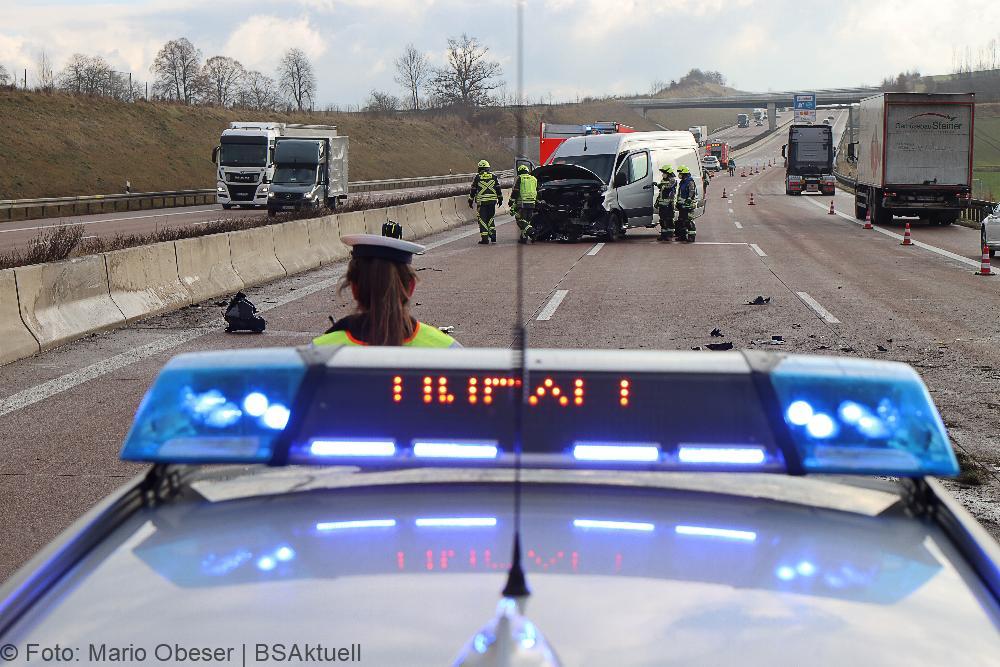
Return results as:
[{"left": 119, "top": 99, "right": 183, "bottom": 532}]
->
[{"left": 4, "top": 469, "right": 998, "bottom": 665}]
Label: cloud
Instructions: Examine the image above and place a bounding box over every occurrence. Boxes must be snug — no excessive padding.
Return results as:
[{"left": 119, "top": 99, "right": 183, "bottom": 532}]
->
[{"left": 223, "top": 16, "right": 327, "bottom": 72}]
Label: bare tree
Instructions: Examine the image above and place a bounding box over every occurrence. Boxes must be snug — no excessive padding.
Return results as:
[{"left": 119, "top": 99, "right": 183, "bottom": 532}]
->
[
  {"left": 0, "top": 64, "right": 10, "bottom": 87},
  {"left": 237, "top": 70, "right": 280, "bottom": 111},
  {"left": 394, "top": 44, "right": 429, "bottom": 110},
  {"left": 429, "top": 34, "right": 503, "bottom": 109},
  {"left": 365, "top": 89, "right": 400, "bottom": 114},
  {"left": 198, "top": 55, "right": 245, "bottom": 107},
  {"left": 277, "top": 48, "right": 316, "bottom": 111},
  {"left": 36, "top": 50, "right": 55, "bottom": 91},
  {"left": 58, "top": 54, "right": 113, "bottom": 95},
  {"left": 151, "top": 38, "right": 202, "bottom": 103}
]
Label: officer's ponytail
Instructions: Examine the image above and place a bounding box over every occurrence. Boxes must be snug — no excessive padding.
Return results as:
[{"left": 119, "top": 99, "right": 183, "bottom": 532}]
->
[{"left": 341, "top": 256, "right": 417, "bottom": 346}]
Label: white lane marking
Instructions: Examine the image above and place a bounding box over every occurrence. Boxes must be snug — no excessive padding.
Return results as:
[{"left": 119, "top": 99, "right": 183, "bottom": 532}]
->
[
  {"left": 749, "top": 243, "right": 766, "bottom": 257},
  {"left": 0, "top": 217, "right": 498, "bottom": 417},
  {"left": 728, "top": 208, "right": 734, "bottom": 214},
  {"left": 734, "top": 221, "right": 743, "bottom": 229},
  {"left": 0, "top": 208, "right": 222, "bottom": 234},
  {"left": 536, "top": 289, "right": 569, "bottom": 321},
  {"left": 803, "top": 197, "right": 980, "bottom": 270},
  {"left": 586, "top": 242, "right": 605, "bottom": 256},
  {"left": 797, "top": 291, "right": 841, "bottom": 324},
  {"left": 693, "top": 241, "right": 745, "bottom": 245}
]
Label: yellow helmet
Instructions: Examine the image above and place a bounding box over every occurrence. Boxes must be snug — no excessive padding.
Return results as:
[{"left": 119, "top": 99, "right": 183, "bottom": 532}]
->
[
  {"left": 478, "top": 159, "right": 491, "bottom": 169},
  {"left": 677, "top": 165, "right": 691, "bottom": 175}
]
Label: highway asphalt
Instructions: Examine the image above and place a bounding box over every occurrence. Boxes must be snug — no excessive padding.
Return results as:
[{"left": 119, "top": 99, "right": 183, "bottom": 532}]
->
[{"left": 2, "top": 130, "right": 999, "bottom": 584}]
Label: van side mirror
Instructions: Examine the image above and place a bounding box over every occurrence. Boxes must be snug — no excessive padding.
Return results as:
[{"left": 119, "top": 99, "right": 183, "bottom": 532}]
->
[
  {"left": 515, "top": 157, "right": 535, "bottom": 172},
  {"left": 847, "top": 143, "right": 856, "bottom": 160},
  {"left": 613, "top": 167, "right": 628, "bottom": 189},
  {"left": 781, "top": 145, "right": 786, "bottom": 158},
  {"left": 212, "top": 146, "right": 219, "bottom": 164}
]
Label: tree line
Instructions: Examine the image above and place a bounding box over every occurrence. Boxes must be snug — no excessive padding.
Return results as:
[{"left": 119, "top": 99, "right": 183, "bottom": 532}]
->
[{"left": 0, "top": 38, "right": 317, "bottom": 111}]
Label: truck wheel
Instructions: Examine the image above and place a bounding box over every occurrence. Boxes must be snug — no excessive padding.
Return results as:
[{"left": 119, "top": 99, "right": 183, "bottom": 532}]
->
[
  {"left": 267, "top": 208, "right": 276, "bottom": 218},
  {"left": 222, "top": 204, "right": 233, "bottom": 210},
  {"left": 604, "top": 214, "right": 619, "bottom": 242},
  {"left": 854, "top": 195, "right": 867, "bottom": 220},
  {"left": 326, "top": 198, "right": 338, "bottom": 211},
  {"left": 871, "top": 190, "right": 891, "bottom": 225},
  {"left": 939, "top": 217, "right": 955, "bottom": 226}
]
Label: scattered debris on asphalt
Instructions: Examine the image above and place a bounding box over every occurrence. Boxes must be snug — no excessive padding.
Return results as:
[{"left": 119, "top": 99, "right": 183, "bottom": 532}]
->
[
  {"left": 223, "top": 292, "right": 266, "bottom": 334},
  {"left": 438, "top": 325, "right": 456, "bottom": 333},
  {"left": 417, "top": 267, "right": 443, "bottom": 272},
  {"left": 752, "top": 338, "right": 784, "bottom": 346},
  {"left": 877, "top": 344, "right": 888, "bottom": 352},
  {"left": 691, "top": 346, "right": 703, "bottom": 351},
  {"left": 747, "top": 296, "right": 771, "bottom": 305},
  {"left": 772, "top": 335, "right": 783, "bottom": 342},
  {"left": 710, "top": 328, "right": 724, "bottom": 337},
  {"left": 840, "top": 346, "right": 855, "bottom": 352},
  {"left": 815, "top": 345, "right": 830, "bottom": 350},
  {"left": 706, "top": 342, "right": 734, "bottom": 351}
]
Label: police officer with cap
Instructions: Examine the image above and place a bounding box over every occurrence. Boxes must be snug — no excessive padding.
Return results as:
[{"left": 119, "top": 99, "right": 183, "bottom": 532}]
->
[{"left": 313, "top": 226, "right": 461, "bottom": 348}]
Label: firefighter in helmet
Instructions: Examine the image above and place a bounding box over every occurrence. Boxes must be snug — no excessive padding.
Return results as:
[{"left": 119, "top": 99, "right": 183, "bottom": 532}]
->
[
  {"left": 469, "top": 159, "right": 503, "bottom": 245},
  {"left": 675, "top": 165, "right": 698, "bottom": 243},
  {"left": 654, "top": 164, "right": 677, "bottom": 241},
  {"left": 509, "top": 164, "right": 538, "bottom": 244}
]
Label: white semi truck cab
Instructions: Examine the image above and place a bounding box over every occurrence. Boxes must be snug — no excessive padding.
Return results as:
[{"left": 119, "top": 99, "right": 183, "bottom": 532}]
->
[{"left": 213, "top": 123, "right": 339, "bottom": 209}]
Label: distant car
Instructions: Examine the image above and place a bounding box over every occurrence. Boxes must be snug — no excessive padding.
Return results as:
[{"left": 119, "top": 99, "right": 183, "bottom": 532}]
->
[
  {"left": 701, "top": 156, "right": 722, "bottom": 172},
  {"left": 822, "top": 119, "right": 831, "bottom": 125},
  {"left": 981, "top": 203, "right": 1000, "bottom": 257},
  {"left": 755, "top": 119, "right": 764, "bottom": 127}
]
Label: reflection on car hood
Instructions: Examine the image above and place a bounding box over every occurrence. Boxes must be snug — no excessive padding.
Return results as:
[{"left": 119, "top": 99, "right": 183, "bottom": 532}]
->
[{"left": 534, "top": 164, "right": 605, "bottom": 185}]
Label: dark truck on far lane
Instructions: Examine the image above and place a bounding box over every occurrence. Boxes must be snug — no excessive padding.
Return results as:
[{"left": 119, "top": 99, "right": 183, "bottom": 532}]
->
[{"left": 782, "top": 124, "right": 835, "bottom": 196}]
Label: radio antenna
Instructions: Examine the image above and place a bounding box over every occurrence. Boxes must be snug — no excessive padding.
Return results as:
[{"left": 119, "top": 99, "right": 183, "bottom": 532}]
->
[{"left": 502, "top": 0, "right": 530, "bottom": 601}]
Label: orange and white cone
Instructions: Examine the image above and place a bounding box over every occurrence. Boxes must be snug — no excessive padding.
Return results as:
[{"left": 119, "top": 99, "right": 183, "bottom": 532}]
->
[
  {"left": 900, "top": 222, "right": 913, "bottom": 246},
  {"left": 977, "top": 246, "right": 994, "bottom": 276},
  {"left": 864, "top": 208, "right": 873, "bottom": 230},
  {"left": 721, "top": 188, "right": 727, "bottom": 198},
  {"left": 748, "top": 193, "right": 756, "bottom": 206},
  {"left": 741, "top": 169, "right": 746, "bottom": 177},
  {"left": 828, "top": 200, "right": 835, "bottom": 215}
]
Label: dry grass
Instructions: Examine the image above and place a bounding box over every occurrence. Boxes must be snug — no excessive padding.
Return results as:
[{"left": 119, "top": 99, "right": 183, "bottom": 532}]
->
[{"left": 0, "top": 184, "right": 474, "bottom": 270}]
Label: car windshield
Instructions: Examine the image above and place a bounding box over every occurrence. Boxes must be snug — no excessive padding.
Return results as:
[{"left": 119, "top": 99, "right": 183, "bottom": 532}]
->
[
  {"left": 272, "top": 167, "right": 316, "bottom": 184},
  {"left": 220, "top": 140, "right": 268, "bottom": 167},
  {"left": 550, "top": 154, "right": 614, "bottom": 182}
]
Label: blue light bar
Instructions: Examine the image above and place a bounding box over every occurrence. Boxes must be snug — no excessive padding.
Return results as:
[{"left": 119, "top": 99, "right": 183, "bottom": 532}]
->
[
  {"left": 315, "top": 519, "right": 397, "bottom": 531},
  {"left": 120, "top": 349, "right": 306, "bottom": 463},
  {"left": 573, "top": 519, "right": 655, "bottom": 532},
  {"left": 677, "top": 446, "right": 766, "bottom": 465},
  {"left": 573, "top": 443, "right": 660, "bottom": 463},
  {"left": 413, "top": 441, "right": 499, "bottom": 459},
  {"left": 307, "top": 439, "right": 397, "bottom": 458},
  {"left": 415, "top": 517, "right": 497, "bottom": 528},
  {"left": 675, "top": 525, "right": 757, "bottom": 542},
  {"left": 770, "top": 356, "right": 958, "bottom": 475}
]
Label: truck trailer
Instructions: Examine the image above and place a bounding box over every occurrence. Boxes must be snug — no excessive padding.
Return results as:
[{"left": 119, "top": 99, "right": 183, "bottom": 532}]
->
[
  {"left": 737, "top": 114, "right": 750, "bottom": 128},
  {"left": 782, "top": 125, "right": 835, "bottom": 196},
  {"left": 687, "top": 126, "right": 708, "bottom": 145},
  {"left": 850, "top": 92, "right": 974, "bottom": 225},
  {"left": 539, "top": 122, "right": 635, "bottom": 166},
  {"left": 213, "top": 123, "right": 340, "bottom": 209},
  {"left": 266, "top": 132, "right": 348, "bottom": 217}
]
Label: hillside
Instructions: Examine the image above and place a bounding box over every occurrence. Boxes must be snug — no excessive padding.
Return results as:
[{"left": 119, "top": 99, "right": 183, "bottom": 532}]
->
[{"left": 0, "top": 92, "right": 515, "bottom": 199}]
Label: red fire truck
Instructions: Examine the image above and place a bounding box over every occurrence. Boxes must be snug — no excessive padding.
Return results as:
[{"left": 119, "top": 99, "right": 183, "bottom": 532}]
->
[
  {"left": 539, "top": 122, "right": 635, "bottom": 165},
  {"left": 703, "top": 141, "right": 731, "bottom": 169}
]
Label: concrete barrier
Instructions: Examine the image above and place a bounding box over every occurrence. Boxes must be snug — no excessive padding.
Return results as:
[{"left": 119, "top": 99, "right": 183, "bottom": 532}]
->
[
  {"left": 174, "top": 233, "right": 243, "bottom": 303},
  {"left": 15, "top": 255, "right": 125, "bottom": 351},
  {"left": 229, "top": 225, "right": 286, "bottom": 286},
  {"left": 273, "top": 219, "right": 323, "bottom": 275},
  {"left": 364, "top": 207, "right": 389, "bottom": 234},
  {"left": 441, "top": 197, "right": 463, "bottom": 229},
  {"left": 308, "top": 215, "right": 349, "bottom": 264},
  {"left": 0, "top": 268, "right": 40, "bottom": 365},
  {"left": 400, "top": 202, "right": 431, "bottom": 238},
  {"left": 422, "top": 199, "right": 447, "bottom": 233},
  {"left": 339, "top": 211, "right": 367, "bottom": 235},
  {"left": 105, "top": 242, "right": 192, "bottom": 322}
]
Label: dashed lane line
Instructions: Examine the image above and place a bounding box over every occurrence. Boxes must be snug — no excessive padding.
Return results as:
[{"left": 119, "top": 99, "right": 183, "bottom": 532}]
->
[
  {"left": 0, "top": 220, "right": 495, "bottom": 418},
  {"left": 797, "top": 291, "right": 841, "bottom": 324},
  {"left": 536, "top": 290, "right": 569, "bottom": 321},
  {"left": 749, "top": 243, "right": 766, "bottom": 257},
  {"left": 734, "top": 221, "right": 743, "bottom": 229},
  {"left": 586, "top": 243, "right": 605, "bottom": 256},
  {"left": 803, "top": 197, "right": 980, "bottom": 270}
]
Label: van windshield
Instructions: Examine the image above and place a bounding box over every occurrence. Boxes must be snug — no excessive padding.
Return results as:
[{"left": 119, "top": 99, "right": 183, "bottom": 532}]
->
[{"left": 549, "top": 154, "right": 614, "bottom": 182}]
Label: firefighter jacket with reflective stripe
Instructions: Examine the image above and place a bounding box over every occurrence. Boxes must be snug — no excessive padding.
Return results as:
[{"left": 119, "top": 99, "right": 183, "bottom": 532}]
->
[
  {"left": 470, "top": 171, "right": 501, "bottom": 204},
  {"left": 511, "top": 173, "right": 538, "bottom": 205},
  {"left": 678, "top": 175, "right": 698, "bottom": 210},
  {"left": 313, "top": 320, "right": 460, "bottom": 348},
  {"left": 655, "top": 176, "right": 677, "bottom": 207}
]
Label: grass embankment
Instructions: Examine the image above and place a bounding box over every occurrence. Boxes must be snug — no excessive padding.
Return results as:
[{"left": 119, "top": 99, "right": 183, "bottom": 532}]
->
[{"left": 0, "top": 92, "right": 514, "bottom": 199}]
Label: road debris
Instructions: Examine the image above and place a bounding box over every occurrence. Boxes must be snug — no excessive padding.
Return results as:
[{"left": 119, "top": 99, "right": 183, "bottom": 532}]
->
[
  {"left": 438, "top": 325, "right": 456, "bottom": 333},
  {"left": 706, "top": 342, "right": 733, "bottom": 351},
  {"left": 417, "top": 267, "right": 443, "bottom": 272},
  {"left": 710, "top": 328, "right": 724, "bottom": 337},
  {"left": 877, "top": 344, "right": 888, "bottom": 352},
  {"left": 747, "top": 296, "right": 771, "bottom": 305}
]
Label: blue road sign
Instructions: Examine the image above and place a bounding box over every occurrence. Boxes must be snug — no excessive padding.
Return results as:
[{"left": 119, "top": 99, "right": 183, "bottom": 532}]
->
[{"left": 794, "top": 94, "right": 817, "bottom": 110}]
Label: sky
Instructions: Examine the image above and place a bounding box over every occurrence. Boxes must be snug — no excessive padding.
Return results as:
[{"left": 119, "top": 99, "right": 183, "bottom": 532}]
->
[{"left": 1, "top": 0, "right": 998, "bottom": 106}]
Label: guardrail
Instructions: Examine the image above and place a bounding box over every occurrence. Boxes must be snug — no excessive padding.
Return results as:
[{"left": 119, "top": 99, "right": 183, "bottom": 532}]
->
[
  {"left": 0, "top": 170, "right": 514, "bottom": 223},
  {"left": 832, "top": 168, "right": 995, "bottom": 224}
]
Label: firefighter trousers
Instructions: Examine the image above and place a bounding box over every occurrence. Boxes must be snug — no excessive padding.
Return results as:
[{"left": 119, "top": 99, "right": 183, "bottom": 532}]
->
[
  {"left": 514, "top": 203, "right": 535, "bottom": 239},
  {"left": 676, "top": 208, "right": 696, "bottom": 241},
  {"left": 477, "top": 202, "right": 497, "bottom": 241},
  {"left": 658, "top": 205, "right": 675, "bottom": 233}
]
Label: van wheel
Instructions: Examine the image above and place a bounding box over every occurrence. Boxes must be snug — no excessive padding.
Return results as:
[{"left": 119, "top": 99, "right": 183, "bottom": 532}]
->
[
  {"left": 222, "top": 204, "right": 233, "bottom": 210},
  {"left": 604, "top": 214, "right": 620, "bottom": 242}
]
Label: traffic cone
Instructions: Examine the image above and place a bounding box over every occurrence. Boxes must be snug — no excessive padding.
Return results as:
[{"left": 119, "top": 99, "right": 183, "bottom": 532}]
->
[
  {"left": 748, "top": 193, "right": 756, "bottom": 206},
  {"left": 863, "top": 208, "right": 873, "bottom": 230},
  {"left": 900, "top": 222, "right": 913, "bottom": 246},
  {"left": 741, "top": 169, "right": 746, "bottom": 177},
  {"left": 828, "top": 200, "right": 835, "bottom": 215},
  {"left": 721, "top": 188, "right": 727, "bottom": 198},
  {"left": 977, "top": 246, "right": 994, "bottom": 276}
]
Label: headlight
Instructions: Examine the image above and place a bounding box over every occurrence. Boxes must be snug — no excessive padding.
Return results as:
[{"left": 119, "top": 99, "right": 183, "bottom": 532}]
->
[
  {"left": 303, "top": 193, "right": 315, "bottom": 200},
  {"left": 216, "top": 185, "right": 226, "bottom": 194},
  {"left": 268, "top": 192, "right": 276, "bottom": 199}
]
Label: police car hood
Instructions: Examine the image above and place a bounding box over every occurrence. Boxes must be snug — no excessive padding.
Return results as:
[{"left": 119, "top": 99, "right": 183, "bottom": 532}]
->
[{"left": 534, "top": 164, "right": 605, "bottom": 185}]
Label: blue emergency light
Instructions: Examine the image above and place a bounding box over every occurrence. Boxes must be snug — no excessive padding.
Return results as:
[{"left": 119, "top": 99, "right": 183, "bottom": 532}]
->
[{"left": 120, "top": 348, "right": 959, "bottom": 477}]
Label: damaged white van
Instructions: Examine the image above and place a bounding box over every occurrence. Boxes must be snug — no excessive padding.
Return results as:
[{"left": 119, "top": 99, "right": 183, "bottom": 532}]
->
[{"left": 519, "top": 131, "right": 706, "bottom": 242}]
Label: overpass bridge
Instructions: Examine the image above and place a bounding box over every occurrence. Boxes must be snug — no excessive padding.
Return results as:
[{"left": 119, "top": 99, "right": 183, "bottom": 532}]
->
[{"left": 626, "top": 88, "right": 880, "bottom": 130}]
